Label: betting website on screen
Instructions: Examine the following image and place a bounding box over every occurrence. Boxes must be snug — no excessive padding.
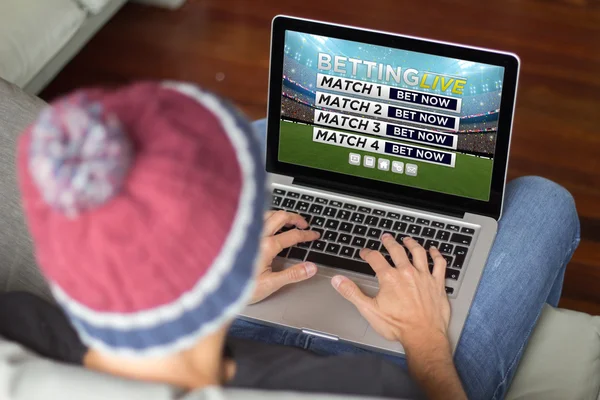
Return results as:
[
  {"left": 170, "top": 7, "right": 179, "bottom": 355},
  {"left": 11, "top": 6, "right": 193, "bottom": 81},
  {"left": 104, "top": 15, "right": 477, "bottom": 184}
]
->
[{"left": 278, "top": 30, "right": 505, "bottom": 201}]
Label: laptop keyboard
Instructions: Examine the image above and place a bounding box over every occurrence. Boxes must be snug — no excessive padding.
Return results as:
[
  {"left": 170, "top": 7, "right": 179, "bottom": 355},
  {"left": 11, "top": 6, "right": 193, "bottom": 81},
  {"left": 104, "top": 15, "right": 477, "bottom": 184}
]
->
[{"left": 272, "top": 187, "right": 477, "bottom": 296}]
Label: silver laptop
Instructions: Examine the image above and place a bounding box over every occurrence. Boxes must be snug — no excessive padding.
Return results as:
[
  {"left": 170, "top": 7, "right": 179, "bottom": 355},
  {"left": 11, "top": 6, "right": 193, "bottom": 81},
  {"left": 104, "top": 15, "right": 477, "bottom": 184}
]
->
[{"left": 241, "top": 15, "right": 520, "bottom": 355}]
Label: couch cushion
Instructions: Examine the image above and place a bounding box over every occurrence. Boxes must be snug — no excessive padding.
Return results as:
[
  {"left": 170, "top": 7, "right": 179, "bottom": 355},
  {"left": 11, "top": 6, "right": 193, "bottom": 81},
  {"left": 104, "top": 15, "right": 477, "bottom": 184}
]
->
[
  {"left": 506, "top": 305, "right": 600, "bottom": 400},
  {"left": 0, "top": 78, "right": 52, "bottom": 301},
  {"left": 0, "top": 0, "right": 86, "bottom": 88}
]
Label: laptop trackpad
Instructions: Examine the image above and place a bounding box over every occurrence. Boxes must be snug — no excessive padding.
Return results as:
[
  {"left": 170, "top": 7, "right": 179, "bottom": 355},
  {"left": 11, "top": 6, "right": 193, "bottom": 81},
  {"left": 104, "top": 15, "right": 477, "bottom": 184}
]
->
[{"left": 281, "top": 274, "right": 371, "bottom": 341}]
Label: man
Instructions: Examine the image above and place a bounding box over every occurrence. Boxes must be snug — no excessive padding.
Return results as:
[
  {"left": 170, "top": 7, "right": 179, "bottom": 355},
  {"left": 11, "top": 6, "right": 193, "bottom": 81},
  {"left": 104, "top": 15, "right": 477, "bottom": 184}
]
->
[{"left": 13, "top": 82, "right": 579, "bottom": 400}]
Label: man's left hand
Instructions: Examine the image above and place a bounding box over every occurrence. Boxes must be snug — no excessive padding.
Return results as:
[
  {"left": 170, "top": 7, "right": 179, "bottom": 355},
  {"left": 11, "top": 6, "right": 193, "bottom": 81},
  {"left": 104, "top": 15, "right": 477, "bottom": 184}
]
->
[{"left": 249, "top": 210, "right": 320, "bottom": 304}]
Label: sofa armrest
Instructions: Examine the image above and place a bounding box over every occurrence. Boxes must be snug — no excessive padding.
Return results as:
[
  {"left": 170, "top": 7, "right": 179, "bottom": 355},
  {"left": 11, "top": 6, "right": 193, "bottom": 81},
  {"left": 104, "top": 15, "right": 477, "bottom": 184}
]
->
[
  {"left": 73, "top": 0, "right": 114, "bottom": 14},
  {"left": 0, "top": 78, "right": 52, "bottom": 301},
  {"left": 507, "top": 305, "right": 600, "bottom": 400}
]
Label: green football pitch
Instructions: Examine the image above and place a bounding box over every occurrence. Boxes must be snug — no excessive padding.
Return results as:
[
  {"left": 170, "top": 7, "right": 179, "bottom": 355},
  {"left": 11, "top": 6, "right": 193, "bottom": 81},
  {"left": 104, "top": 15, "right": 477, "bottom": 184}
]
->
[{"left": 278, "top": 120, "right": 493, "bottom": 201}]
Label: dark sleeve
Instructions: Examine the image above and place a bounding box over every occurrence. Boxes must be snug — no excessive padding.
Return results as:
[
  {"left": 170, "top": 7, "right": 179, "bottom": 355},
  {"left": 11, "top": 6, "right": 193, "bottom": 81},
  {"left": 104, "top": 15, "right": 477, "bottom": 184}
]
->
[
  {"left": 0, "top": 291, "right": 87, "bottom": 364},
  {"left": 226, "top": 338, "right": 425, "bottom": 399}
]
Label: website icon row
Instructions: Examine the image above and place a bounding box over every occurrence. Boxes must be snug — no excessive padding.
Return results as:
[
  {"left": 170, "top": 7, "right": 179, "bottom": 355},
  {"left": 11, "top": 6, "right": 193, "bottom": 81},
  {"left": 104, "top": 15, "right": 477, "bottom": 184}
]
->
[{"left": 348, "top": 153, "right": 418, "bottom": 176}]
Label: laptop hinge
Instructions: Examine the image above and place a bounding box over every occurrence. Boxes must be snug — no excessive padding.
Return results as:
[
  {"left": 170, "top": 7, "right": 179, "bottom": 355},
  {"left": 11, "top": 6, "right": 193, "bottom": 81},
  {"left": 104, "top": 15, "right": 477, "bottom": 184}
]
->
[
  {"left": 292, "top": 177, "right": 465, "bottom": 219},
  {"left": 301, "top": 329, "right": 339, "bottom": 341}
]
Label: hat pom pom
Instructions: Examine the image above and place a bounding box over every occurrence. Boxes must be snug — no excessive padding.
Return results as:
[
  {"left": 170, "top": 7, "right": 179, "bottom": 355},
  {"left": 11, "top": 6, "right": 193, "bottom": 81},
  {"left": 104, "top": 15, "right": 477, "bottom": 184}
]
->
[{"left": 29, "top": 94, "right": 132, "bottom": 217}]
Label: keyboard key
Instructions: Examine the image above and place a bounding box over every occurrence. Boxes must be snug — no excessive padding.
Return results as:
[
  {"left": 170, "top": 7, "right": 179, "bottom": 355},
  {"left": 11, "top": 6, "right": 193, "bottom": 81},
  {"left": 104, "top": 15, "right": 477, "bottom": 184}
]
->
[
  {"left": 402, "top": 215, "right": 415, "bottom": 222},
  {"left": 307, "top": 251, "right": 373, "bottom": 276},
  {"left": 271, "top": 207, "right": 282, "bottom": 211},
  {"left": 323, "top": 231, "right": 338, "bottom": 241},
  {"left": 396, "top": 232, "right": 409, "bottom": 242},
  {"left": 354, "top": 248, "right": 363, "bottom": 259},
  {"left": 353, "top": 225, "right": 367, "bottom": 236},
  {"left": 379, "top": 219, "right": 393, "bottom": 230},
  {"left": 277, "top": 247, "right": 290, "bottom": 258},
  {"left": 315, "top": 197, "right": 328, "bottom": 205},
  {"left": 416, "top": 218, "right": 430, "bottom": 225},
  {"left": 339, "top": 222, "right": 354, "bottom": 233},
  {"left": 365, "top": 216, "right": 380, "bottom": 226},
  {"left": 446, "top": 269, "right": 460, "bottom": 280},
  {"left": 461, "top": 227, "right": 475, "bottom": 235},
  {"left": 366, "top": 240, "right": 380, "bottom": 250},
  {"left": 408, "top": 225, "right": 422, "bottom": 235},
  {"left": 297, "top": 241, "right": 311, "bottom": 249},
  {"left": 393, "top": 221, "right": 408, "bottom": 232},
  {"left": 414, "top": 237, "right": 425, "bottom": 246},
  {"left": 453, "top": 254, "right": 466, "bottom": 269},
  {"left": 453, "top": 246, "right": 468, "bottom": 256},
  {"left": 344, "top": 204, "right": 357, "bottom": 211},
  {"left": 424, "top": 240, "right": 440, "bottom": 249},
  {"left": 288, "top": 247, "right": 307, "bottom": 261},
  {"left": 439, "top": 243, "right": 454, "bottom": 254},
  {"left": 337, "top": 233, "right": 352, "bottom": 245},
  {"left": 337, "top": 210, "right": 351, "bottom": 220},
  {"left": 272, "top": 196, "right": 282, "bottom": 207},
  {"left": 373, "top": 209, "right": 386, "bottom": 216},
  {"left": 312, "top": 216, "right": 326, "bottom": 227},
  {"left": 367, "top": 228, "right": 382, "bottom": 238},
  {"left": 287, "top": 191, "right": 300, "bottom": 198},
  {"left": 351, "top": 213, "right": 366, "bottom": 223},
  {"left": 329, "top": 200, "right": 343, "bottom": 208},
  {"left": 326, "top": 242, "right": 341, "bottom": 254},
  {"left": 323, "top": 207, "right": 337, "bottom": 217},
  {"left": 301, "top": 194, "right": 314, "bottom": 201},
  {"left": 445, "top": 287, "right": 454, "bottom": 295},
  {"left": 273, "top": 188, "right": 286, "bottom": 195},
  {"left": 309, "top": 204, "right": 323, "bottom": 214},
  {"left": 422, "top": 227, "right": 436, "bottom": 238},
  {"left": 447, "top": 224, "right": 460, "bottom": 232},
  {"left": 300, "top": 213, "right": 311, "bottom": 223},
  {"left": 351, "top": 236, "right": 366, "bottom": 247},
  {"left": 384, "top": 254, "right": 394, "bottom": 265},
  {"left": 436, "top": 230, "right": 451, "bottom": 241},
  {"left": 432, "top": 221, "right": 445, "bottom": 229},
  {"left": 450, "top": 233, "right": 472, "bottom": 246},
  {"left": 443, "top": 255, "right": 454, "bottom": 266},
  {"left": 312, "top": 240, "right": 326, "bottom": 251},
  {"left": 358, "top": 206, "right": 372, "bottom": 213},
  {"left": 387, "top": 212, "right": 401, "bottom": 219},
  {"left": 312, "top": 227, "right": 324, "bottom": 237},
  {"left": 325, "top": 220, "right": 340, "bottom": 230},
  {"left": 295, "top": 201, "right": 310, "bottom": 212},
  {"left": 282, "top": 198, "right": 296, "bottom": 208},
  {"left": 340, "top": 246, "right": 355, "bottom": 257}
]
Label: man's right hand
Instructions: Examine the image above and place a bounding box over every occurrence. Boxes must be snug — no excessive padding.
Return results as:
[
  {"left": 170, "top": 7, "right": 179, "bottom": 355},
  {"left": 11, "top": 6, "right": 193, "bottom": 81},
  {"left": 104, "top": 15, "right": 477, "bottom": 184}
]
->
[
  {"left": 331, "top": 234, "right": 466, "bottom": 400},
  {"left": 331, "top": 234, "right": 451, "bottom": 349}
]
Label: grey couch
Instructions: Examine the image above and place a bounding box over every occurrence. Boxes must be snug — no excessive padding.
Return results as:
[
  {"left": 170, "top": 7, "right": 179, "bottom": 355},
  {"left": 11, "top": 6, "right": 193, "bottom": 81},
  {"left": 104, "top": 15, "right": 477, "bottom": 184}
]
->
[{"left": 0, "top": 77, "right": 598, "bottom": 400}]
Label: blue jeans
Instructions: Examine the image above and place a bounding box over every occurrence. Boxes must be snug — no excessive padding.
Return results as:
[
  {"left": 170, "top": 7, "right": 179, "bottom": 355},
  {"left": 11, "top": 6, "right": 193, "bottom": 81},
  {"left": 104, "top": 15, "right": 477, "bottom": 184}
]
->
[{"left": 230, "top": 120, "right": 581, "bottom": 400}]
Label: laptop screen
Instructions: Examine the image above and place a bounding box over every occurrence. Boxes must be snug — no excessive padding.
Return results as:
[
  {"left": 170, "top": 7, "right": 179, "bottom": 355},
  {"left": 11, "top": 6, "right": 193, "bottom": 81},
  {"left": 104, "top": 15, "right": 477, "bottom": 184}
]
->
[{"left": 277, "top": 30, "right": 506, "bottom": 202}]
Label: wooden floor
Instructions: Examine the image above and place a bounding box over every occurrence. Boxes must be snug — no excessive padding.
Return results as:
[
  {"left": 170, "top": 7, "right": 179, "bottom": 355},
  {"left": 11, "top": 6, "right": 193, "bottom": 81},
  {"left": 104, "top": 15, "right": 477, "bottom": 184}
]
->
[{"left": 41, "top": 0, "right": 600, "bottom": 315}]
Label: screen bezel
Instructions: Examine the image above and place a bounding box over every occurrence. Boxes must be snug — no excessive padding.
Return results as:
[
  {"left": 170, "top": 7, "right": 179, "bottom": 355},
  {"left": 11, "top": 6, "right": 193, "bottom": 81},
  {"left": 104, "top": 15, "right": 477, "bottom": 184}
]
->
[{"left": 266, "top": 15, "right": 519, "bottom": 220}]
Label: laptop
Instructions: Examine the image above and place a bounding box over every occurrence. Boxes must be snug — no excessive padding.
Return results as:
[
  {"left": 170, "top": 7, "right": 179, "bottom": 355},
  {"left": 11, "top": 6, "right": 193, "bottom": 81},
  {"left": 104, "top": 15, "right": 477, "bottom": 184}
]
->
[{"left": 241, "top": 15, "right": 520, "bottom": 355}]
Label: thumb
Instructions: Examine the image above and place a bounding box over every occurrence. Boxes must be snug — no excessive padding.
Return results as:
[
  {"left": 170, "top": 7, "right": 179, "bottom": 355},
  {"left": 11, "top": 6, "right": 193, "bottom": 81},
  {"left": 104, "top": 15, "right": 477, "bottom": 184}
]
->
[
  {"left": 331, "top": 275, "right": 372, "bottom": 310},
  {"left": 269, "top": 262, "right": 318, "bottom": 293}
]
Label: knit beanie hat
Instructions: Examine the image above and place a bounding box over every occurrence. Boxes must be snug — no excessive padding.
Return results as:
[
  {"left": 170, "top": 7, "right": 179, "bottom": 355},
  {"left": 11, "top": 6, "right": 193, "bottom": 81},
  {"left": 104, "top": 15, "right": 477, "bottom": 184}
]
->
[{"left": 17, "top": 82, "right": 266, "bottom": 358}]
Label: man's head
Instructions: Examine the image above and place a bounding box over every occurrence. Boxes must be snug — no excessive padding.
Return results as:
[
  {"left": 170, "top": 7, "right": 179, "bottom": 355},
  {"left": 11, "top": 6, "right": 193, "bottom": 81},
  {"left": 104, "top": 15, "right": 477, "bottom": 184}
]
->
[{"left": 17, "top": 82, "right": 266, "bottom": 359}]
